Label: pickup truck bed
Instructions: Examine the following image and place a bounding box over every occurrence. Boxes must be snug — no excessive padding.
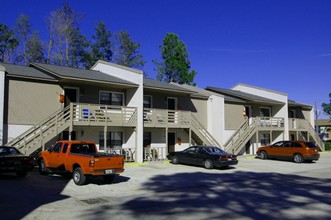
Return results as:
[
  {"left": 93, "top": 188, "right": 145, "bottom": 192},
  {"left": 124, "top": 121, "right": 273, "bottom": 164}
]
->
[{"left": 38, "top": 140, "right": 125, "bottom": 185}]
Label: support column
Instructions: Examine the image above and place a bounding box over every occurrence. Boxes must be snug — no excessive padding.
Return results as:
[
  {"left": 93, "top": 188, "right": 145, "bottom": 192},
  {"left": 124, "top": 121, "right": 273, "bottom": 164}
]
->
[
  {"left": 189, "top": 128, "right": 192, "bottom": 146},
  {"left": 104, "top": 126, "right": 108, "bottom": 152},
  {"left": 166, "top": 127, "right": 168, "bottom": 154},
  {"left": 0, "top": 66, "right": 5, "bottom": 145},
  {"left": 256, "top": 130, "right": 259, "bottom": 150}
]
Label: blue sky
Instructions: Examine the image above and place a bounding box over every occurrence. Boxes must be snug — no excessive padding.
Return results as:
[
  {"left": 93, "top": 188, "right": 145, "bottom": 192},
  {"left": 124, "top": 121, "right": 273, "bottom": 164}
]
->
[{"left": 1, "top": 0, "right": 330, "bottom": 117}]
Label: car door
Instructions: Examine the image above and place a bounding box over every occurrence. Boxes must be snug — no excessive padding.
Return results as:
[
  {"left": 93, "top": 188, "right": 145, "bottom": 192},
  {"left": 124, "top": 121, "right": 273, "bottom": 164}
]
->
[
  {"left": 282, "top": 141, "right": 294, "bottom": 159},
  {"left": 268, "top": 141, "right": 284, "bottom": 157},
  {"left": 47, "top": 142, "right": 66, "bottom": 168},
  {"left": 180, "top": 147, "right": 198, "bottom": 165}
]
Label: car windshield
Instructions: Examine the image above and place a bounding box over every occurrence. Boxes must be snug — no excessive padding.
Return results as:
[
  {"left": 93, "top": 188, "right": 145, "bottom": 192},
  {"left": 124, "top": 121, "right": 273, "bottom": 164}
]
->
[
  {"left": 203, "top": 147, "right": 225, "bottom": 155},
  {"left": 305, "top": 142, "right": 317, "bottom": 148}
]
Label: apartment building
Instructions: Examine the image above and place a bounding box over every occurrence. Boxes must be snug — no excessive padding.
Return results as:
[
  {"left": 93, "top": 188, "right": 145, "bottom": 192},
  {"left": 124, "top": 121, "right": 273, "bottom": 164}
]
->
[{"left": 0, "top": 61, "right": 324, "bottom": 163}]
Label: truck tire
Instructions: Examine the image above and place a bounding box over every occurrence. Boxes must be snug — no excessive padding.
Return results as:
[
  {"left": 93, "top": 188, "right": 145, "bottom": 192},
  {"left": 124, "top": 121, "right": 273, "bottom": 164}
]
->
[
  {"left": 103, "top": 175, "right": 115, "bottom": 183},
  {"left": 39, "top": 159, "right": 48, "bottom": 175},
  {"left": 73, "top": 167, "right": 86, "bottom": 185}
]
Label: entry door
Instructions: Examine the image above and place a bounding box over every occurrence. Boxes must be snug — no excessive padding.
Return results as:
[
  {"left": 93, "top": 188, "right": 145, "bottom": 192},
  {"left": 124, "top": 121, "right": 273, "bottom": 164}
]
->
[
  {"left": 168, "top": 132, "right": 176, "bottom": 153},
  {"left": 64, "top": 88, "right": 78, "bottom": 107}
]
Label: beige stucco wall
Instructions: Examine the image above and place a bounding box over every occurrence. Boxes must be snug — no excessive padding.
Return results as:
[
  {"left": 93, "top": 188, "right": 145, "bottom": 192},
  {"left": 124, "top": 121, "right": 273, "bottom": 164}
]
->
[
  {"left": 191, "top": 98, "right": 208, "bottom": 128},
  {"left": 224, "top": 103, "right": 245, "bottom": 130},
  {"left": 8, "top": 79, "right": 62, "bottom": 125}
]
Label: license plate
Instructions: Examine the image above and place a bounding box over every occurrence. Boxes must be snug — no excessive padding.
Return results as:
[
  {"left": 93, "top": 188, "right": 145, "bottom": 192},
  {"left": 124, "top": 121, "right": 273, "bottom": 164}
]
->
[{"left": 104, "top": 169, "right": 114, "bottom": 174}]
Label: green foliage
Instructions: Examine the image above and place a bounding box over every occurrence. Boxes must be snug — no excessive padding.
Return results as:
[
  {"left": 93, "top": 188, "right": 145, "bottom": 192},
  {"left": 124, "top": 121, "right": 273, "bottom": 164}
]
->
[
  {"left": 113, "top": 31, "right": 145, "bottom": 69},
  {"left": 26, "top": 31, "right": 45, "bottom": 63},
  {"left": 154, "top": 33, "right": 196, "bottom": 85},
  {"left": 68, "top": 28, "right": 89, "bottom": 68},
  {"left": 0, "top": 24, "right": 19, "bottom": 63},
  {"left": 14, "top": 14, "right": 32, "bottom": 64},
  {"left": 325, "top": 142, "right": 331, "bottom": 151},
  {"left": 84, "top": 21, "right": 113, "bottom": 68},
  {"left": 322, "top": 93, "right": 331, "bottom": 118},
  {"left": 46, "top": 2, "right": 83, "bottom": 66}
]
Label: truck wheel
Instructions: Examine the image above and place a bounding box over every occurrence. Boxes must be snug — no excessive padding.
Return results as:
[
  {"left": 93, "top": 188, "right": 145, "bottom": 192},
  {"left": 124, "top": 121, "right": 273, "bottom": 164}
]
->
[
  {"left": 103, "top": 175, "right": 115, "bottom": 183},
  {"left": 73, "top": 167, "right": 86, "bottom": 185},
  {"left": 39, "top": 159, "right": 48, "bottom": 175}
]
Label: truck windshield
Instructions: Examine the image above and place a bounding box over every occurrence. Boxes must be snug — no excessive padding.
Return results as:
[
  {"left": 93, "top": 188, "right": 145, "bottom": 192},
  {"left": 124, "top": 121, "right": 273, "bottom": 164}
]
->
[{"left": 70, "top": 144, "right": 96, "bottom": 154}]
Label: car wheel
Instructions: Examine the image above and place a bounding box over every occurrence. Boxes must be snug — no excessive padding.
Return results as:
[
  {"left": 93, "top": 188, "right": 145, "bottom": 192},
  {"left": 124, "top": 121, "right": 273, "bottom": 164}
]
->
[
  {"left": 39, "top": 159, "right": 48, "bottom": 175},
  {"left": 204, "top": 159, "right": 214, "bottom": 169},
  {"left": 103, "top": 175, "right": 115, "bottom": 183},
  {"left": 172, "top": 155, "right": 180, "bottom": 164},
  {"left": 293, "top": 154, "right": 304, "bottom": 163},
  {"left": 73, "top": 167, "right": 86, "bottom": 185},
  {"left": 16, "top": 171, "right": 27, "bottom": 177},
  {"left": 259, "top": 151, "right": 268, "bottom": 160}
]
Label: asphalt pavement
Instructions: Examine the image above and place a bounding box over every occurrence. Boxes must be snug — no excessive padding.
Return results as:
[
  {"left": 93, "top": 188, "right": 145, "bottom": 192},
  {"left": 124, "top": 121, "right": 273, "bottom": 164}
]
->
[{"left": 1, "top": 153, "right": 331, "bottom": 220}]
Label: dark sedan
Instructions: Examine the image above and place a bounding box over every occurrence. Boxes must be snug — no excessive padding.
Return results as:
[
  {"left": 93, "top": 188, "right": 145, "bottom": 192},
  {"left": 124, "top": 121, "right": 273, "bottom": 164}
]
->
[
  {"left": 0, "top": 146, "right": 35, "bottom": 177},
  {"left": 167, "top": 146, "right": 238, "bottom": 169}
]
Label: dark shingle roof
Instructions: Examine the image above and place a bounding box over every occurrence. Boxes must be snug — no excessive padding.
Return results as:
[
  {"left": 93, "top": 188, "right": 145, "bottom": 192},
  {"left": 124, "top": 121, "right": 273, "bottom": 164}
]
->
[
  {"left": 288, "top": 100, "right": 312, "bottom": 110},
  {"left": 30, "top": 63, "right": 137, "bottom": 86},
  {"left": 206, "top": 86, "right": 283, "bottom": 104},
  {"left": 0, "top": 63, "right": 56, "bottom": 80},
  {"left": 143, "top": 78, "right": 193, "bottom": 94}
]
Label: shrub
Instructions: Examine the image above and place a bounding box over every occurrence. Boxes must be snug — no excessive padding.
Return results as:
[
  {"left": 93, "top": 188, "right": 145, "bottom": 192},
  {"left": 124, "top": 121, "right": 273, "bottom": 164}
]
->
[{"left": 324, "top": 142, "right": 331, "bottom": 151}]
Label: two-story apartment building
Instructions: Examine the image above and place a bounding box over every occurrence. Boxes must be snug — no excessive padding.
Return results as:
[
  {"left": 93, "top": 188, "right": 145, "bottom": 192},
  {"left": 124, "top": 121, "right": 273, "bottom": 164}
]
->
[
  {"left": 206, "top": 84, "right": 324, "bottom": 154},
  {"left": 0, "top": 61, "right": 324, "bottom": 163},
  {"left": 175, "top": 83, "right": 324, "bottom": 154},
  {"left": 0, "top": 61, "right": 221, "bottom": 163}
]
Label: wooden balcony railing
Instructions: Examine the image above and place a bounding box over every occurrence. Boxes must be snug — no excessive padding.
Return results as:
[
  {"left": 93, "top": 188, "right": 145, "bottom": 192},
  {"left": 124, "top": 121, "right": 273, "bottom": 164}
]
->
[
  {"left": 143, "top": 108, "right": 191, "bottom": 128},
  {"left": 72, "top": 103, "right": 137, "bottom": 127}
]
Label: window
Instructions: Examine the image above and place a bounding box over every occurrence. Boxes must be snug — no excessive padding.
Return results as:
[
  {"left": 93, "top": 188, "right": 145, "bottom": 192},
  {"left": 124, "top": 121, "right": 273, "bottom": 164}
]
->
[
  {"left": 62, "top": 144, "right": 68, "bottom": 153},
  {"left": 143, "top": 96, "right": 152, "bottom": 108},
  {"left": 99, "top": 131, "right": 123, "bottom": 150},
  {"left": 99, "top": 91, "right": 124, "bottom": 106},
  {"left": 260, "top": 107, "right": 271, "bottom": 117},
  {"left": 260, "top": 134, "right": 271, "bottom": 146},
  {"left": 53, "top": 143, "right": 62, "bottom": 153}
]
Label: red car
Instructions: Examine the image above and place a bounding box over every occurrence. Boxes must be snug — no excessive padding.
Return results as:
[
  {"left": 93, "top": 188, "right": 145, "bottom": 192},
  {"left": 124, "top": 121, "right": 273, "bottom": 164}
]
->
[
  {"left": 256, "top": 141, "right": 320, "bottom": 163},
  {"left": 0, "top": 146, "right": 35, "bottom": 177}
]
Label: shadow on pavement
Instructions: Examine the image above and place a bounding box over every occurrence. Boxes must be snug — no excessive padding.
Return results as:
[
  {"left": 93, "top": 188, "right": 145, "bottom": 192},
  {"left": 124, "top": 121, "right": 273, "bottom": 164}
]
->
[
  {"left": 83, "top": 171, "right": 331, "bottom": 219},
  {"left": 0, "top": 169, "right": 70, "bottom": 220}
]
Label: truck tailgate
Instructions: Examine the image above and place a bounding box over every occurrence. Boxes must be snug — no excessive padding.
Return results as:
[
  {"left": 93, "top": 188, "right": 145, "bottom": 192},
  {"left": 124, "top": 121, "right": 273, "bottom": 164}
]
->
[{"left": 91, "top": 154, "right": 124, "bottom": 175}]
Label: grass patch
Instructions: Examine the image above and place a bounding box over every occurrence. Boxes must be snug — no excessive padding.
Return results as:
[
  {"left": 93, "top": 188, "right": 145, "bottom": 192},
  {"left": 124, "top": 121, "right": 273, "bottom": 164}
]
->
[{"left": 124, "top": 162, "right": 149, "bottom": 167}]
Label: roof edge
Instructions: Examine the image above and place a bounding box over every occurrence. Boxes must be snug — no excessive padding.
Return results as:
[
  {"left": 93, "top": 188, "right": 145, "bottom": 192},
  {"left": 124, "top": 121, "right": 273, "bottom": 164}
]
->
[
  {"left": 231, "top": 83, "right": 288, "bottom": 96},
  {"left": 92, "top": 60, "right": 144, "bottom": 75}
]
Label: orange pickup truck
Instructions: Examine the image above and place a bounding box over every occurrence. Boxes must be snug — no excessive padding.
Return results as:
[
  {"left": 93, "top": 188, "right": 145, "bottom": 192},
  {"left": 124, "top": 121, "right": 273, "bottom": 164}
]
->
[{"left": 38, "top": 140, "right": 125, "bottom": 185}]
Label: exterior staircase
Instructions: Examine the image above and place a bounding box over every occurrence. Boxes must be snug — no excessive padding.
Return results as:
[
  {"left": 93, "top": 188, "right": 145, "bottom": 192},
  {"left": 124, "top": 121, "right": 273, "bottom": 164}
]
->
[
  {"left": 189, "top": 114, "right": 221, "bottom": 148},
  {"left": 224, "top": 117, "right": 325, "bottom": 155},
  {"left": 298, "top": 122, "right": 325, "bottom": 151},
  {"left": 224, "top": 119, "right": 258, "bottom": 155},
  {"left": 5, "top": 106, "right": 71, "bottom": 156}
]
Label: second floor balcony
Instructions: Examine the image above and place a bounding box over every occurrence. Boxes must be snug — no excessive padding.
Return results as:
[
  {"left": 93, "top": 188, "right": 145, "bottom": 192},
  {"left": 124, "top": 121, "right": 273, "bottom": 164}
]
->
[
  {"left": 71, "top": 103, "right": 137, "bottom": 127},
  {"left": 143, "top": 108, "right": 191, "bottom": 128}
]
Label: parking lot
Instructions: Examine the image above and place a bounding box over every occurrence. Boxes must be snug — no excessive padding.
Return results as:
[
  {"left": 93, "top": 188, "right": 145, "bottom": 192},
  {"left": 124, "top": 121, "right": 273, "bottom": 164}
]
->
[{"left": 1, "top": 153, "right": 331, "bottom": 220}]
